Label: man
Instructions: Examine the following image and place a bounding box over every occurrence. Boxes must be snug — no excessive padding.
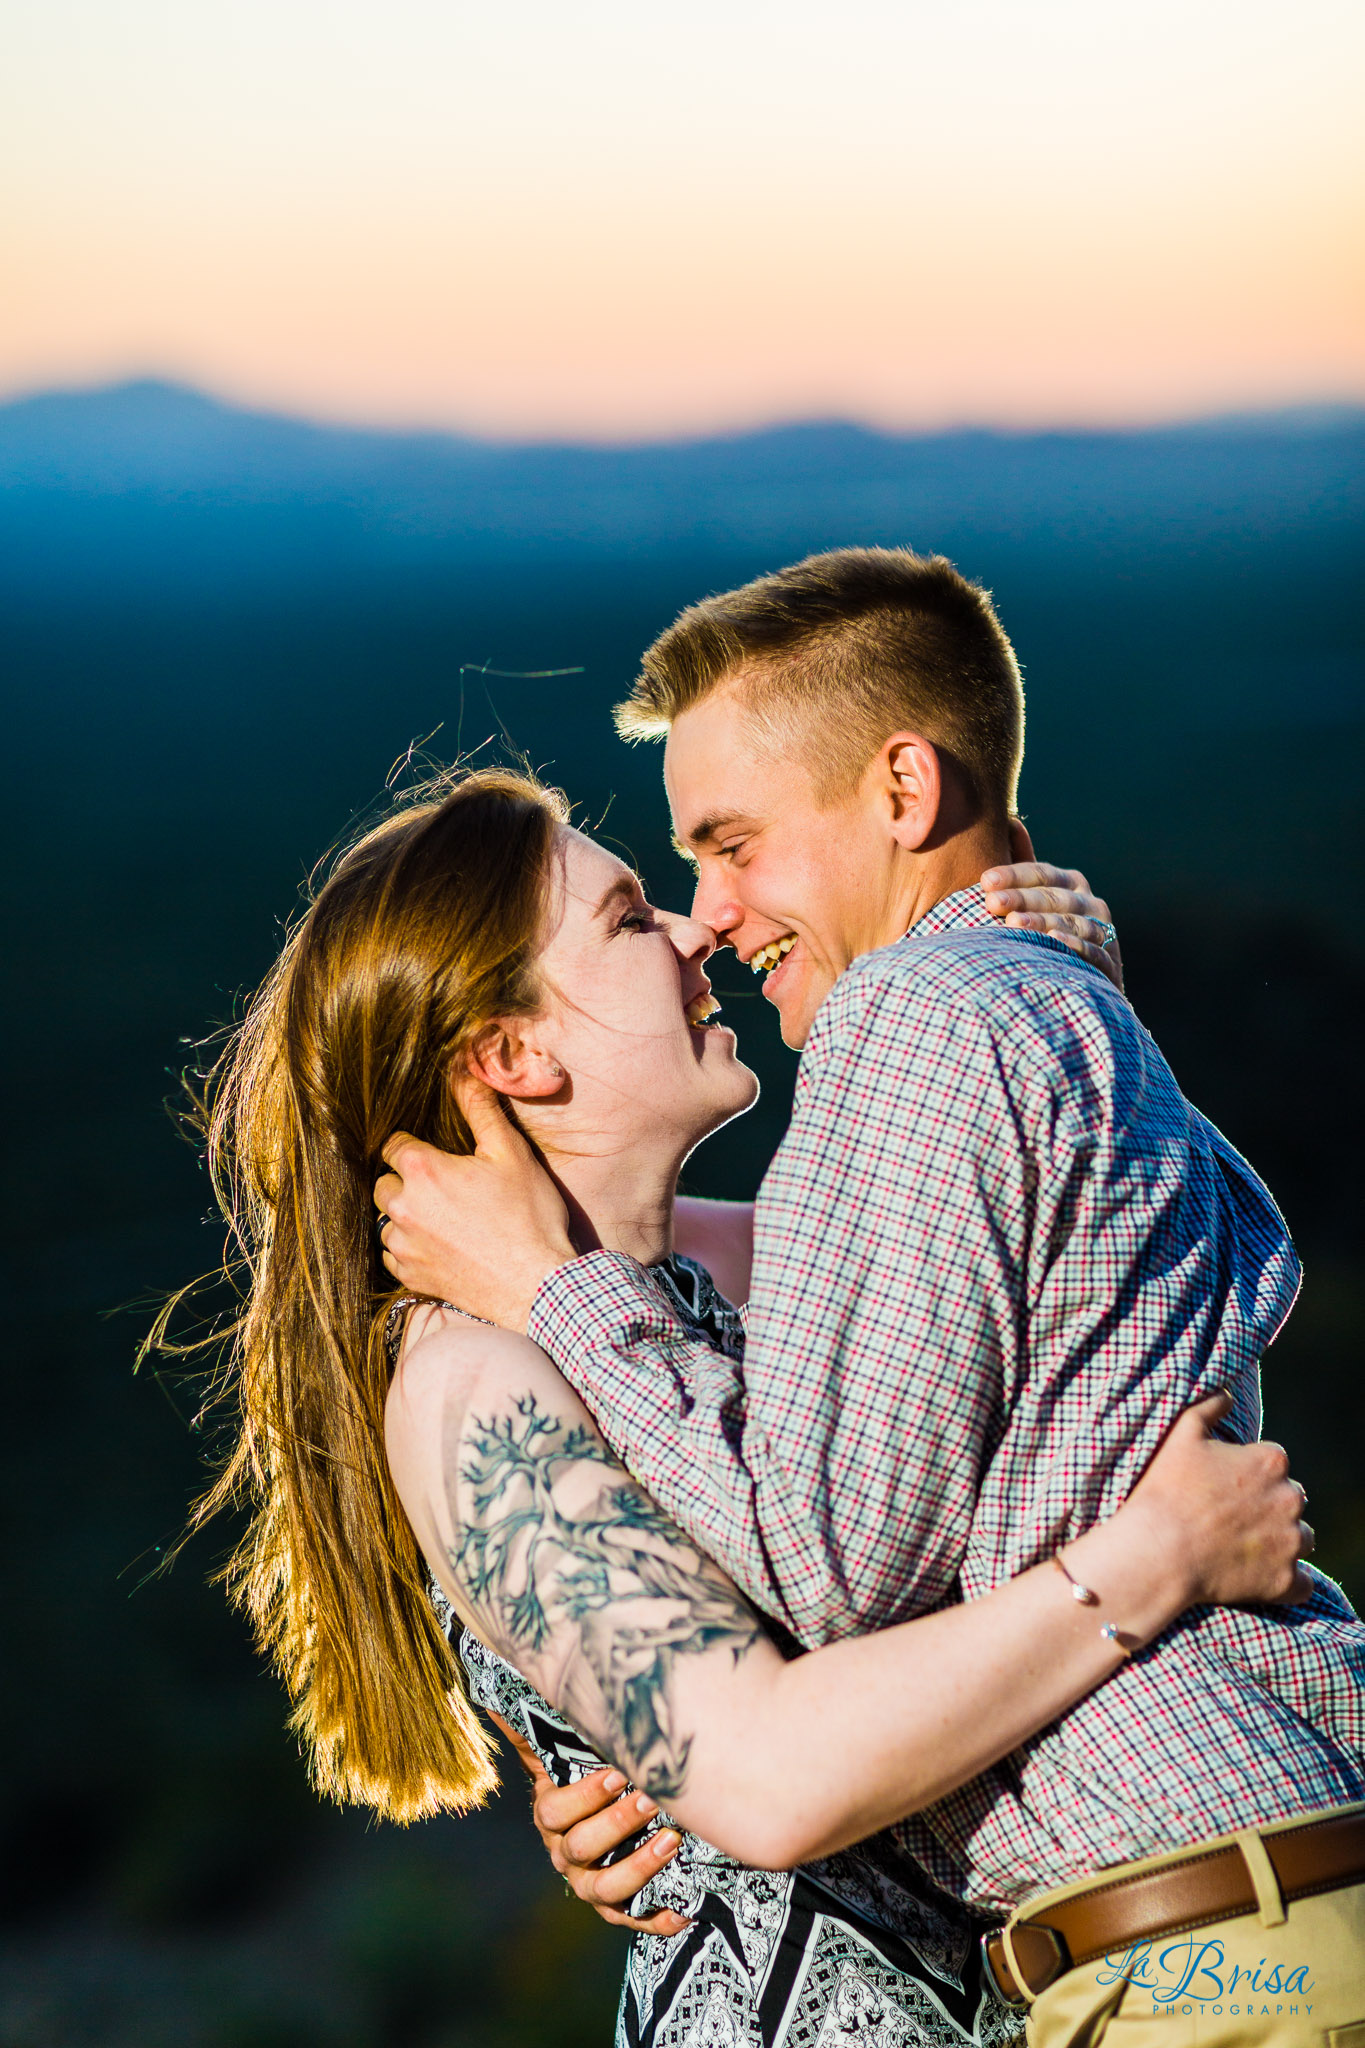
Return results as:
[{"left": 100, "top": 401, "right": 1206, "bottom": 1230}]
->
[{"left": 379, "top": 549, "right": 1365, "bottom": 2043}]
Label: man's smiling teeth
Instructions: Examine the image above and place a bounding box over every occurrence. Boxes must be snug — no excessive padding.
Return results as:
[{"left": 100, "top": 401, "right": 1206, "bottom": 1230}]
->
[
  {"left": 750, "top": 936, "right": 796, "bottom": 975},
  {"left": 685, "top": 992, "right": 722, "bottom": 1026}
]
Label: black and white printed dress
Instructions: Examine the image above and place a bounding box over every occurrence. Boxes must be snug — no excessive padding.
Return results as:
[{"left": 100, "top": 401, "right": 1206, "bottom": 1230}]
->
[{"left": 429, "top": 1257, "right": 1021, "bottom": 2048}]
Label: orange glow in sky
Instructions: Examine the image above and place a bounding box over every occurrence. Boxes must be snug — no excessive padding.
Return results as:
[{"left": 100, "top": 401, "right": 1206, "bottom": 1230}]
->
[{"left": 3, "top": 0, "right": 1362, "bottom": 438}]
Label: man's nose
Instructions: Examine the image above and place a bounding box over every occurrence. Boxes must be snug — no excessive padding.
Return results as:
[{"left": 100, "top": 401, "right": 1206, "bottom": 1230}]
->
[{"left": 690, "top": 870, "right": 743, "bottom": 940}]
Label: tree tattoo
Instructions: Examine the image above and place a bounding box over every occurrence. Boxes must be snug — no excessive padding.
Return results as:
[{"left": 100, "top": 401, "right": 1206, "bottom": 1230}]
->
[{"left": 449, "top": 1394, "right": 762, "bottom": 1798}]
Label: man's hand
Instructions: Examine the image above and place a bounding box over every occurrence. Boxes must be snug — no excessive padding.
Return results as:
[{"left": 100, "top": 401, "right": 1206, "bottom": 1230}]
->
[
  {"left": 980, "top": 859, "right": 1124, "bottom": 991},
  {"left": 375, "top": 1077, "right": 576, "bottom": 1329},
  {"left": 489, "top": 1713, "right": 689, "bottom": 1936}
]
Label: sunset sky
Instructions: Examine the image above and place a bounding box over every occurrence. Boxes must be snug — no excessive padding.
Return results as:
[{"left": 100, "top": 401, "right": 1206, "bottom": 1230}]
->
[{"left": 4, "top": 0, "right": 1363, "bottom": 439}]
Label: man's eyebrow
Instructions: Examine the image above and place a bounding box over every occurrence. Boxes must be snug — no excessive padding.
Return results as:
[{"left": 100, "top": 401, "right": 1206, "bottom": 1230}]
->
[
  {"left": 592, "top": 872, "right": 644, "bottom": 919},
  {"left": 676, "top": 811, "right": 748, "bottom": 851}
]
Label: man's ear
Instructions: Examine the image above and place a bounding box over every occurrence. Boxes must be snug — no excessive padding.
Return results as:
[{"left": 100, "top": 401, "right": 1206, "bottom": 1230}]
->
[
  {"left": 464, "top": 1023, "right": 563, "bottom": 1101},
  {"left": 878, "top": 733, "right": 942, "bottom": 851},
  {"left": 1007, "top": 816, "right": 1035, "bottom": 864}
]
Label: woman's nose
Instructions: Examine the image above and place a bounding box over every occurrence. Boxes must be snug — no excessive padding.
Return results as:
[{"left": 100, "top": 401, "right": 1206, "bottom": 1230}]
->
[{"left": 661, "top": 908, "right": 716, "bottom": 961}]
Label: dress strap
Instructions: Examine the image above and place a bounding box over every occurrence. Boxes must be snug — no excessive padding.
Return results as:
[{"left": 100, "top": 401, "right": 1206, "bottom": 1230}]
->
[
  {"left": 383, "top": 1293, "right": 495, "bottom": 1365},
  {"left": 382, "top": 1295, "right": 420, "bottom": 1364}
]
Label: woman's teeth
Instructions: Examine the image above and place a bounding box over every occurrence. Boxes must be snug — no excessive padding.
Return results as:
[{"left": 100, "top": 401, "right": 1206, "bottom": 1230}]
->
[
  {"left": 685, "top": 992, "right": 722, "bottom": 1027},
  {"left": 750, "top": 935, "right": 796, "bottom": 975}
]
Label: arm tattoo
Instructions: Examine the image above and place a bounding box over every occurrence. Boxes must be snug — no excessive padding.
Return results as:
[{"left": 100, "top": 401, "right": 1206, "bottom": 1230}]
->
[{"left": 450, "top": 1393, "right": 762, "bottom": 1799}]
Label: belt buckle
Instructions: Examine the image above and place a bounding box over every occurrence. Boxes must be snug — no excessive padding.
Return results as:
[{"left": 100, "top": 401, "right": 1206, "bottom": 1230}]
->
[
  {"left": 981, "top": 1923, "right": 1071, "bottom": 2007},
  {"left": 979, "top": 1931, "right": 1029, "bottom": 2011}
]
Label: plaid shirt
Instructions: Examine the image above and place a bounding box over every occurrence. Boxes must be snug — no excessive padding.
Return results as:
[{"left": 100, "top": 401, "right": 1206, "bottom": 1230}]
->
[{"left": 529, "top": 887, "right": 1365, "bottom": 1914}]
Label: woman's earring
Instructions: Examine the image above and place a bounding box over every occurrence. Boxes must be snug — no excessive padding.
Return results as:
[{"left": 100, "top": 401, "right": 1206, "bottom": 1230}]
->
[{"left": 550, "top": 1063, "right": 563, "bottom": 1078}]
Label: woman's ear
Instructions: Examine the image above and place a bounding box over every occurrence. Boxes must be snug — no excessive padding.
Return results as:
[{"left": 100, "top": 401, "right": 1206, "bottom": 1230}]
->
[{"left": 464, "top": 1023, "right": 564, "bottom": 1101}]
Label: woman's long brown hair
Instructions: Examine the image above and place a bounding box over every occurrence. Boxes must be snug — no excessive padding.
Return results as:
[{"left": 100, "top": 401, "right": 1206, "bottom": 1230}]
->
[{"left": 148, "top": 767, "right": 567, "bottom": 1822}]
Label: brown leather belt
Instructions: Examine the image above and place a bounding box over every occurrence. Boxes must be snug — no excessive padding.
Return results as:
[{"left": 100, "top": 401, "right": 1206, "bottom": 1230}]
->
[{"left": 983, "top": 1808, "right": 1365, "bottom": 2008}]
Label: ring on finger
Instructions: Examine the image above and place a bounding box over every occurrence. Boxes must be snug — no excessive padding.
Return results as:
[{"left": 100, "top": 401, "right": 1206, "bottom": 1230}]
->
[{"left": 1091, "top": 919, "right": 1117, "bottom": 948}]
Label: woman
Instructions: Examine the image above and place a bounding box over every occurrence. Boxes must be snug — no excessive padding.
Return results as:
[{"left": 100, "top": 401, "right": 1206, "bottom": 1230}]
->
[{"left": 174, "top": 767, "right": 1308, "bottom": 2047}]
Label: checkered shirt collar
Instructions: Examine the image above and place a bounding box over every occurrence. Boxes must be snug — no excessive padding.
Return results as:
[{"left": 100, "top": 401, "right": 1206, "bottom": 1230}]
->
[{"left": 906, "top": 883, "right": 994, "bottom": 940}]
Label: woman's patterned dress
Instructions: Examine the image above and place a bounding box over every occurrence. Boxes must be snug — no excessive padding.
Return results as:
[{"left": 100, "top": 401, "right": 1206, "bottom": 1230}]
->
[{"left": 425, "top": 1257, "right": 1022, "bottom": 2048}]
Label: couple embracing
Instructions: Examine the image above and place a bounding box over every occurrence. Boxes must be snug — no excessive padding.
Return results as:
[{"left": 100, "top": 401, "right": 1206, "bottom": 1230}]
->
[{"left": 190, "top": 548, "right": 1365, "bottom": 2047}]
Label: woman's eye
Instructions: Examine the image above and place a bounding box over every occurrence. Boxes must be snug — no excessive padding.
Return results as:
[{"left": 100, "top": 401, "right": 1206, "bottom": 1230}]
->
[{"left": 619, "top": 908, "right": 653, "bottom": 932}]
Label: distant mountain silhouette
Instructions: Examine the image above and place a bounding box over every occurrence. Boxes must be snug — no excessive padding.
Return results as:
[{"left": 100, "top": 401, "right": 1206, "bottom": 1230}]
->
[
  {"left": 0, "top": 379, "right": 491, "bottom": 492},
  {"left": 3, "top": 378, "right": 1362, "bottom": 563},
  {"left": 2, "top": 376, "right": 1360, "bottom": 839}
]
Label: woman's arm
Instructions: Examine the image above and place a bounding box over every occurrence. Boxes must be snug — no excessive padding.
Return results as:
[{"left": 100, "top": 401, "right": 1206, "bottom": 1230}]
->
[
  {"left": 386, "top": 1313, "right": 1307, "bottom": 1871},
  {"left": 671, "top": 1197, "right": 754, "bottom": 1306}
]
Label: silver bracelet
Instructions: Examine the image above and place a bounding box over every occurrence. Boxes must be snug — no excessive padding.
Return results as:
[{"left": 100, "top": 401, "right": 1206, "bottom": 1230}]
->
[{"left": 1053, "top": 1552, "right": 1132, "bottom": 1658}]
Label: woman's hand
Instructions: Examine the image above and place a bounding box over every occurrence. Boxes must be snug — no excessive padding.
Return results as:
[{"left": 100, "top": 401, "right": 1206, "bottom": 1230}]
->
[
  {"left": 1119, "top": 1391, "right": 1314, "bottom": 1609},
  {"left": 980, "top": 858, "right": 1123, "bottom": 990}
]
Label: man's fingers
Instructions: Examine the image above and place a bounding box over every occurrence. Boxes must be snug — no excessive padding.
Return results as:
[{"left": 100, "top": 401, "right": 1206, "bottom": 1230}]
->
[
  {"left": 534, "top": 1767, "right": 630, "bottom": 1837},
  {"left": 380, "top": 1129, "right": 426, "bottom": 1175},
  {"left": 529, "top": 1765, "right": 687, "bottom": 1931},
  {"left": 586, "top": 1903, "right": 692, "bottom": 1935},
  {"left": 373, "top": 1169, "right": 402, "bottom": 1215},
  {"left": 451, "top": 1070, "right": 520, "bottom": 1154},
  {"left": 562, "top": 1791, "right": 665, "bottom": 1869},
  {"left": 576, "top": 1829, "right": 683, "bottom": 1907},
  {"left": 615, "top": 1906, "right": 692, "bottom": 1937}
]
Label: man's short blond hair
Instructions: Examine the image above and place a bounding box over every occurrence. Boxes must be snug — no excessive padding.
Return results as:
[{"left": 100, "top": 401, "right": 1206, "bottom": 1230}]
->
[{"left": 615, "top": 546, "right": 1024, "bottom": 816}]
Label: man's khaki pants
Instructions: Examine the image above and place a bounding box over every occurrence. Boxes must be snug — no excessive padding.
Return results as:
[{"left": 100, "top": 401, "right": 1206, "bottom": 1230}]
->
[{"left": 1001, "top": 1804, "right": 1365, "bottom": 2048}]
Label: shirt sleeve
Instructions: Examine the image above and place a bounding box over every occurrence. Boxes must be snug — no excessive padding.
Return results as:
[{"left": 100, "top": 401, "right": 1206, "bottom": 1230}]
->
[{"left": 528, "top": 960, "right": 1039, "bottom": 1646}]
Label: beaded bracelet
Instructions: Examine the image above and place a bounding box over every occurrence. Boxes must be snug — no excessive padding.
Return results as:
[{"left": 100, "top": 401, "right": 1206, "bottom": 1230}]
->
[{"left": 1053, "top": 1552, "right": 1132, "bottom": 1657}]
